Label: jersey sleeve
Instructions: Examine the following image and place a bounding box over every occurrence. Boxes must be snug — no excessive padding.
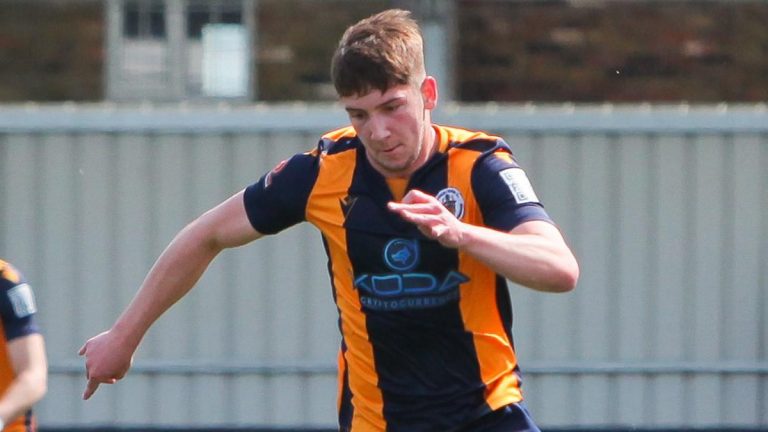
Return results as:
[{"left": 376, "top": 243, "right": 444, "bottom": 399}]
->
[
  {"left": 0, "top": 265, "right": 41, "bottom": 341},
  {"left": 471, "top": 145, "right": 553, "bottom": 232},
  {"left": 243, "top": 151, "right": 319, "bottom": 235}
]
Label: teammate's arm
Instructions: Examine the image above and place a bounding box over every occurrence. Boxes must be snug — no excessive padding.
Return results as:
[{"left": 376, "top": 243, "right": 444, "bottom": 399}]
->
[
  {"left": 388, "top": 189, "right": 579, "bottom": 293},
  {"left": 79, "top": 189, "right": 261, "bottom": 399},
  {"left": 0, "top": 334, "right": 47, "bottom": 427}
]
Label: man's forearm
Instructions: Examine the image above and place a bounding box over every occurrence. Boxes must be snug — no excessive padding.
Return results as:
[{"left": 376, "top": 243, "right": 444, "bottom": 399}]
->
[
  {"left": 111, "top": 219, "right": 223, "bottom": 348},
  {"left": 458, "top": 222, "right": 579, "bottom": 293}
]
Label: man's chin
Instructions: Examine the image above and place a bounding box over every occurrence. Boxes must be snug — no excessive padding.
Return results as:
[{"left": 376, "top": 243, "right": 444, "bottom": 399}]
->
[{"left": 368, "top": 153, "right": 418, "bottom": 176}]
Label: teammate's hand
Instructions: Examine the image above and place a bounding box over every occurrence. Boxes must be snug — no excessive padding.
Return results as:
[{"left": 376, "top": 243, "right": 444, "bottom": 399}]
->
[
  {"left": 78, "top": 330, "right": 134, "bottom": 400},
  {"left": 387, "top": 189, "right": 464, "bottom": 248}
]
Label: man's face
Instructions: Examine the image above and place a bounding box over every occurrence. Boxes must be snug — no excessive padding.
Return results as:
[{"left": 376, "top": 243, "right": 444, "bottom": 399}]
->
[{"left": 341, "top": 78, "right": 437, "bottom": 178}]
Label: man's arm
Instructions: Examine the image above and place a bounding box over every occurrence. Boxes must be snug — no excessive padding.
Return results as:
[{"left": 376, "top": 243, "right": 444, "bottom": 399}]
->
[
  {"left": 455, "top": 218, "right": 578, "bottom": 293},
  {"left": 79, "top": 189, "right": 261, "bottom": 399},
  {"left": 388, "top": 189, "right": 579, "bottom": 293},
  {"left": 0, "top": 333, "right": 47, "bottom": 427}
]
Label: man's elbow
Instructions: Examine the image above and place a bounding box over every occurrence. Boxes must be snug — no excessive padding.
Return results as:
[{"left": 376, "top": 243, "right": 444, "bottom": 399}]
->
[
  {"left": 552, "top": 270, "right": 578, "bottom": 293},
  {"left": 536, "top": 256, "right": 578, "bottom": 293},
  {"left": 551, "top": 259, "right": 579, "bottom": 293}
]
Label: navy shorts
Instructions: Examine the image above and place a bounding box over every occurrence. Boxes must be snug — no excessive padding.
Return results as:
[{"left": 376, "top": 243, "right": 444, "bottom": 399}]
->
[{"left": 456, "top": 403, "right": 541, "bottom": 432}]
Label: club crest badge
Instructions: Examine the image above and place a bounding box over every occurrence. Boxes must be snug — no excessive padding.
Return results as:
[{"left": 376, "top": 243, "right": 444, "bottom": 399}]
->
[{"left": 436, "top": 187, "right": 465, "bottom": 219}]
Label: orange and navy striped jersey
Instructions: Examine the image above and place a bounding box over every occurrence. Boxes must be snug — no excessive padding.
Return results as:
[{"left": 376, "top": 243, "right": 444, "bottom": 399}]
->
[
  {"left": 0, "top": 260, "right": 40, "bottom": 432},
  {"left": 243, "top": 125, "right": 552, "bottom": 432}
]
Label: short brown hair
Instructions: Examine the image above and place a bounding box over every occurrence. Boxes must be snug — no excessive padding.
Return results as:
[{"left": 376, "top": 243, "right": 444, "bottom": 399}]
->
[{"left": 331, "top": 9, "right": 425, "bottom": 97}]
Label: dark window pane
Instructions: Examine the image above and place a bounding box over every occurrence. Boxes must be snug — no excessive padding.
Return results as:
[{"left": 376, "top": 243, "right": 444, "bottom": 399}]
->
[
  {"left": 187, "top": 10, "right": 210, "bottom": 38},
  {"left": 124, "top": 2, "right": 140, "bottom": 37},
  {"left": 149, "top": 9, "right": 165, "bottom": 37},
  {"left": 221, "top": 11, "right": 242, "bottom": 24}
]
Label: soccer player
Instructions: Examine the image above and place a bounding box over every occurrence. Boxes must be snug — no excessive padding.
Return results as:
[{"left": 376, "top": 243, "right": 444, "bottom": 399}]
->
[
  {"left": 80, "top": 9, "right": 578, "bottom": 432},
  {"left": 0, "top": 260, "right": 48, "bottom": 432}
]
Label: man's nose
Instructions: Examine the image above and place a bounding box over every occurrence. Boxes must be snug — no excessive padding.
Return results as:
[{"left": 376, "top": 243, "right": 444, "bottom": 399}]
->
[{"left": 369, "top": 115, "right": 390, "bottom": 141}]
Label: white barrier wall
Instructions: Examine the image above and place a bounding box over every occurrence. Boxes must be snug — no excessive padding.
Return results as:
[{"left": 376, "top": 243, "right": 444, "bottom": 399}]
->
[{"left": 0, "top": 103, "right": 766, "bottom": 429}]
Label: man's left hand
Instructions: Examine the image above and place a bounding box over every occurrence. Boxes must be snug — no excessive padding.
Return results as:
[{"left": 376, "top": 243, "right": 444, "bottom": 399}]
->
[{"left": 388, "top": 189, "right": 464, "bottom": 248}]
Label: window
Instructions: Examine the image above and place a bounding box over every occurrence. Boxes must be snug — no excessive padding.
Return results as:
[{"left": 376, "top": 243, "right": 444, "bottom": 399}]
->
[
  {"left": 108, "top": 0, "right": 253, "bottom": 101},
  {"left": 186, "top": 0, "right": 243, "bottom": 39},
  {"left": 117, "top": 0, "right": 170, "bottom": 99},
  {"left": 123, "top": 0, "right": 166, "bottom": 39}
]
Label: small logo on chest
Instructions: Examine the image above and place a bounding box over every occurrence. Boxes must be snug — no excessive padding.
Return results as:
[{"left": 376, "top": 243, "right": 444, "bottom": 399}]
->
[{"left": 384, "top": 238, "right": 419, "bottom": 271}]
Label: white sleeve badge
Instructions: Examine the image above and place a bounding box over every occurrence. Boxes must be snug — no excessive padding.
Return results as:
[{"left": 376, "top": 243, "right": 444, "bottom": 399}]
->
[
  {"left": 499, "top": 168, "right": 540, "bottom": 204},
  {"left": 8, "top": 283, "right": 37, "bottom": 318}
]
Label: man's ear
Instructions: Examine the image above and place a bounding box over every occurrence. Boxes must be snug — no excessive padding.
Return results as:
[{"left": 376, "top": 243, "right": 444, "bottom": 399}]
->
[{"left": 421, "top": 76, "right": 438, "bottom": 110}]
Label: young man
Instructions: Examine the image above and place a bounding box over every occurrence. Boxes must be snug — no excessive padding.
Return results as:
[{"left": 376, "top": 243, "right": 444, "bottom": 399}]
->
[
  {"left": 0, "top": 260, "right": 48, "bottom": 432},
  {"left": 80, "top": 9, "right": 578, "bottom": 432}
]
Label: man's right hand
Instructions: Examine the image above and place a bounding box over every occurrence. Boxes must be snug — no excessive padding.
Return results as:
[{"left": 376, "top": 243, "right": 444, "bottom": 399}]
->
[{"left": 78, "top": 330, "right": 135, "bottom": 400}]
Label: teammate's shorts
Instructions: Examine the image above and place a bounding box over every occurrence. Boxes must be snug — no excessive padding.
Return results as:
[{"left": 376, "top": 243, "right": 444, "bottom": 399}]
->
[{"left": 456, "top": 402, "right": 541, "bottom": 432}]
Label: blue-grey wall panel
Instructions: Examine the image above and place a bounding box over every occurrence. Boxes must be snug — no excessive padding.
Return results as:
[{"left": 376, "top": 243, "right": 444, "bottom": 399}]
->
[{"left": 0, "top": 104, "right": 765, "bottom": 429}]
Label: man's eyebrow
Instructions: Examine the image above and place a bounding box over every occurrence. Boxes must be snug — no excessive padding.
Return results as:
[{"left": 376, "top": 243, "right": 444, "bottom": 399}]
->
[
  {"left": 377, "top": 96, "right": 405, "bottom": 107},
  {"left": 345, "top": 96, "right": 406, "bottom": 113}
]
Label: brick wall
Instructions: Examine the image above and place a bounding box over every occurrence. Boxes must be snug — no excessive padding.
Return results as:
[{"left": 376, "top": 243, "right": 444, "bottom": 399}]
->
[{"left": 1, "top": 0, "right": 766, "bottom": 102}]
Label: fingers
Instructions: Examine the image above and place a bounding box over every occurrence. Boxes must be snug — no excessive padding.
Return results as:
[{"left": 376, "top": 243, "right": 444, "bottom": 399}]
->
[
  {"left": 389, "top": 190, "right": 450, "bottom": 233},
  {"left": 80, "top": 335, "right": 121, "bottom": 400},
  {"left": 387, "top": 203, "right": 442, "bottom": 220},
  {"left": 390, "top": 205, "right": 443, "bottom": 228},
  {"left": 399, "top": 210, "right": 449, "bottom": 239},
  {"left": 83, "top": 376, "right": 118, "bottom": 400},
  {"left": 388, "top": 189, "right": 463, "bottom": 247},
  {"left": 388, "top": 190, "right": 443, "bottom": 216},
  {"left": 387, "top": 203, "right": 440, "bottom": 222},
  {"left": 83, "top": 378, "right": 100, "bottom": 400}
]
